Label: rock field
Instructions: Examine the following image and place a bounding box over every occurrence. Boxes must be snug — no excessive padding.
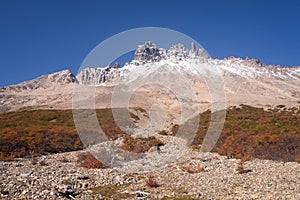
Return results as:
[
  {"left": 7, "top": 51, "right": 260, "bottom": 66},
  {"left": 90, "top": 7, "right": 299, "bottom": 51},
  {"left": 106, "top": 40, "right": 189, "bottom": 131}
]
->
[{"left": 1, "top": 146, "right": 299, "bottom": 199}]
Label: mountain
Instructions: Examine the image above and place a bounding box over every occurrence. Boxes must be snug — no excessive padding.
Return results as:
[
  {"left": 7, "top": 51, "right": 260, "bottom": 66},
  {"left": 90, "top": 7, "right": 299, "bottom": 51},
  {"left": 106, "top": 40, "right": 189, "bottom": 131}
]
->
[
  {"left": 0, "top": 70, "right": 77, "bottom": 113},
  {"left": 1, "top": 41, "right": 300, "bottom": 114},
  {"left": 2, "top": 70, "right": 76, "bottom": 92},
  {"left": 1, "top": 42, "right": 299, "bottom": 200}
]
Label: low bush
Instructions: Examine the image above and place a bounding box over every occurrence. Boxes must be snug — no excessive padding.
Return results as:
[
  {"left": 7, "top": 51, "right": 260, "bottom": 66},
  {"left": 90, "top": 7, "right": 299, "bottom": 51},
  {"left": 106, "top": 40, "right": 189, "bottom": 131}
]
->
[
  {"left": 122, "top": 135, "right": 164, "bottom": 153},
  {"left": 192, "top": 105, "right": 300, "bottom": 162},
  {"left": 0, "top": 108, "right": 128, "bottom": 161},
  {"left": 76, "top": 152, "right": 105, "bottom": 169},
  {"left": 158, "top": 130, "right": 168, "bottom": 135},
  {"left": 181, "top": 164, "right": 205, "bottom": 173},
  {"left": 145, "top": 175, "right": 159, "bottom": 188}
]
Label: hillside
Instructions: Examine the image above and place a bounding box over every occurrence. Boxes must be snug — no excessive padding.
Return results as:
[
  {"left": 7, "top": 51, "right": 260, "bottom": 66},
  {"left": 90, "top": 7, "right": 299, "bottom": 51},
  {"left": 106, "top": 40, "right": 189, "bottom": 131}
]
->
[
  {"left": 1, "top": 105, "right": 299, "bottom": 162},
  {"left": 1, "top": 41, "right": 299, "bottom": 199},
  {"left": 0, "top": 105, "right": 299, "bottom": 199}
]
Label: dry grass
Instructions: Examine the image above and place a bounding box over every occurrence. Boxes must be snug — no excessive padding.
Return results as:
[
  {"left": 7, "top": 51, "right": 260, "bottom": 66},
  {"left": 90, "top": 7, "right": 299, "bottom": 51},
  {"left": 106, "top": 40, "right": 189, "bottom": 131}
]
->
[{"left": 91, "top": 183, "right": 134, "bottom": 199}]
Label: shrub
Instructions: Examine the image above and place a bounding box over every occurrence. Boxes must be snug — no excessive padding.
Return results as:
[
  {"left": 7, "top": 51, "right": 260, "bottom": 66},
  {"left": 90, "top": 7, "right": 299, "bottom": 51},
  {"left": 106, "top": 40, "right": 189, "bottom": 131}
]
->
[
  {"left": 77, "top": 152, "right": 105, "bottom": 169},
  {"left": 196, "top": 164, "right": 205, "bottom": 172},
  {"left": 181, "top": 164, "right": 205, "bottom": 173},
  {"left": 59, "top": 156, "right": 70, "bottom": 163},
  {"left": 0, "top": 108, "right": 129, "bottom": 160},
  {"left": 296, "top": 155, "right": 300, "bottom": 163},
  {"left": 39, "top": 160, "right": 47, "bottom": 166},
  {"left": 236, "top": 160, "right": 252, "bottom": 174},
  {"left": 158, "top": 130, "right": 168, "bottom": 135},
  {"left": 122, "top": 135, "right": 164, "bottom": 153},
  {"left": 191, "top": 105, "right": 300, "bottom": 162},
  {"left": 145, "top": 175, "right": 159, "bottom": 188},
  {"left": 183, "top": 166, "right": 195, "bottom": 173}
]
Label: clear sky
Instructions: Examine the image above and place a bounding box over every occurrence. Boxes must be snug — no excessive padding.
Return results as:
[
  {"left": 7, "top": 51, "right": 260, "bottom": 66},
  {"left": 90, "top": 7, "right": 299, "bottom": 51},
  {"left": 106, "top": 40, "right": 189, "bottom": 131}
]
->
[{"left": 1, "top": 0, "right": 300, "bottom": 87}]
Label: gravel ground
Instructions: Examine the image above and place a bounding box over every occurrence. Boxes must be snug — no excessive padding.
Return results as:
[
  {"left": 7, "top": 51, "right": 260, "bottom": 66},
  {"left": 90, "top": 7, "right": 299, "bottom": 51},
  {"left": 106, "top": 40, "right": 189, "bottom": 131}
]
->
[{"left": 0, "top": 147, "right": 299, "bottom": 199}]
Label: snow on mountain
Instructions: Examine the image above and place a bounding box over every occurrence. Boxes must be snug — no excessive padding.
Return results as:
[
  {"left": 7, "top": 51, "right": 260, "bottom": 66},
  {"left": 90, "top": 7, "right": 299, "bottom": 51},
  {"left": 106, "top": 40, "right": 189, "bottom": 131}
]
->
[{"left": 76, "top": 41, "right": 300, "bottom": 86}]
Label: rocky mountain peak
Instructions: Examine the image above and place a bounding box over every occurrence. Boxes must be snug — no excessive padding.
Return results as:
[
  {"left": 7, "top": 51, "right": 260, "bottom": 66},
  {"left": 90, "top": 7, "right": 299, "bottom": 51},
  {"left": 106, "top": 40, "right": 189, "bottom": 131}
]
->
[
  {"left": 76, "top": 65, "right": 120, "bottom": 85},
  {"left": 132, "top": 41, "right": 209, "bottom": 64},
  {"left": 167, "top": 42, "right": 209, "bottom": 60},
  {"left": 47, "top": 70, "right": 77, "bottom": 84},
  {"left": 243, "top": 57, "right": 266, "bottom": 68},
  {"left": 134, "top": 41, "right": 162, "bottom": 62}
]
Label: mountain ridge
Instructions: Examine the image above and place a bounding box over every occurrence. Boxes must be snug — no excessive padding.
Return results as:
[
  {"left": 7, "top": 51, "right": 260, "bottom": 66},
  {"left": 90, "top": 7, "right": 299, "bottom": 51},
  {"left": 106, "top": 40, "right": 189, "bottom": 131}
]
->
[
  {"left": 1, "top": 41, "right": 300, "bottom": 114},
  {"left": 2, "top": 41, "right": 300, "bottom": 89}
]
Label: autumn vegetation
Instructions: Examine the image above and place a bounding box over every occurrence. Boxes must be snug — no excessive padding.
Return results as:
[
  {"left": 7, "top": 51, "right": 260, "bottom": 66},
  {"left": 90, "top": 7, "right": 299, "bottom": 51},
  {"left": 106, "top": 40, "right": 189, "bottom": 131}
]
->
[
  {"left": 122, "top": 135, "right": 163, "bottom": 153},
  {"left": 0, "top": 110, "right": 81, "bottom": 161},
  {"left": 0, "top": 105, "right": 299, "bottom": 163},
  {"left": 0, "top": 108, "right": 127, "bottom": 161},
  {"left": 0, "top": 108, "right": 161, "bottom": 161},
  {"left": 191, "top": 105, "right": 300, "bottom": 162}
]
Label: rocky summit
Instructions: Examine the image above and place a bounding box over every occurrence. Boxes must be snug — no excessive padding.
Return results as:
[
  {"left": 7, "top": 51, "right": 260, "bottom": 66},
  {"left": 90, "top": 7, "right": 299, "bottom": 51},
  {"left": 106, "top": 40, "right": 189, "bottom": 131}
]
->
[{"left": 134, "top": 41, "right": 162, "bottom": 62}]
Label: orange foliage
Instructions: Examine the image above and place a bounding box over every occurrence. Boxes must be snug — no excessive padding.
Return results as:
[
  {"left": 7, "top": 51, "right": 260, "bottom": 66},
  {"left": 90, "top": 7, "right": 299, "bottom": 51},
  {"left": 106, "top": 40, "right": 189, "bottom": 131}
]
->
[{"left": 192, "top": 105, "right": 300, "bottom": 162}]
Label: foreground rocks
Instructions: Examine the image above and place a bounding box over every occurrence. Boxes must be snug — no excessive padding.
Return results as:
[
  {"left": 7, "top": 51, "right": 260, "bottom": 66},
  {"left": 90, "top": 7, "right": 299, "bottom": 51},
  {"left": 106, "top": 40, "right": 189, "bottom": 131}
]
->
[{"left": 0, "top": 148, "right": 299, "bottom": 199}]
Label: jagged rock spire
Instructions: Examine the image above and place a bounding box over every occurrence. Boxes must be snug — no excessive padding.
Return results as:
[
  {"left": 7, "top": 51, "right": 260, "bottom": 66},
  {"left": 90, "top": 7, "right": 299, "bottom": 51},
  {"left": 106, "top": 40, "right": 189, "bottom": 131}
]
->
[
  {"left": 133, "top": 41, "right": 209, "bottom": 64},
  {"left": 134, "top": 41, "right": 161, "bottom": 62}
]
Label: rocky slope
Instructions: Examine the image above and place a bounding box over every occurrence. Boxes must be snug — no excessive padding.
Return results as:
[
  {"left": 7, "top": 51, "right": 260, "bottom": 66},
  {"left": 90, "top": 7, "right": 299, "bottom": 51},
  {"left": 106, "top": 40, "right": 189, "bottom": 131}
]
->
[
  {"left": 1, "top": 146, "right": 299, "bottom": 199},
  {"left": 0, "top": 70, "right": 76, "bottom": 113}
]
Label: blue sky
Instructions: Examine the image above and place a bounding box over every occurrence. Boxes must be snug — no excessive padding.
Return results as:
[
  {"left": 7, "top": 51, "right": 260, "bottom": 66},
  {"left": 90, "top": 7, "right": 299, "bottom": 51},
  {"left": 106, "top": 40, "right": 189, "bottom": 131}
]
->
[{"left": 0, "top": 0, "right": 300, "bottom": 87}]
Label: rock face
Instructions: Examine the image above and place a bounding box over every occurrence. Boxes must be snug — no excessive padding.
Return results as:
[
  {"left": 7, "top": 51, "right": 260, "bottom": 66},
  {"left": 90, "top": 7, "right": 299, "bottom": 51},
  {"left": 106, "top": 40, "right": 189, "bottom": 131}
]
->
[
  {"left": 76, "top": 66, "right": 120, "bottom": 85},
  {"left": 132, "top": 41, "right": 208, "bottom": 64},
  {"left": 167, "top": 42, "right": 209, "bottom": 60},
  {"left": 134, "top": 41, "right": 162, "bottom": 62},
  {"left": 47, "top": 70, "right": 77, "bottom": 85}
]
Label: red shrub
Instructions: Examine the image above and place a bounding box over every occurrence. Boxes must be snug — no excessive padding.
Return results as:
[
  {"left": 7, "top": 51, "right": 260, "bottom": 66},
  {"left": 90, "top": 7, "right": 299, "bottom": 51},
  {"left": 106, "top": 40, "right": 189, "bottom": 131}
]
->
[
  {"left": 145, "top": 175, "right": 159, "bottom": 188},
  {"left": 77, "top": 152, "right": 105, "bottom": 169}
]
